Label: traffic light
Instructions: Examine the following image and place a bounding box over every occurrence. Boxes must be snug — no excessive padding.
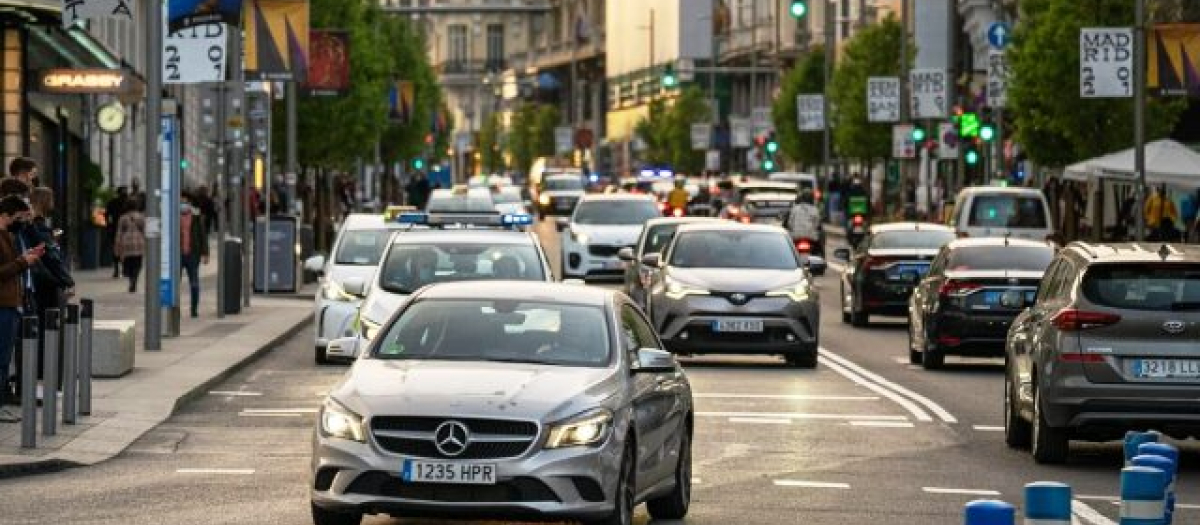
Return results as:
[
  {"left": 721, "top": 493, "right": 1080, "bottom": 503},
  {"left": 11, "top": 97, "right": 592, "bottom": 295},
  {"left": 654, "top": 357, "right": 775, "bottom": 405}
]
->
[
  {"left": 979, "top": 122, "right": 996, "bottom": 142},
  {"left": 766, "top": 134, "right": 779, "bottom": 154},
  {"left": 965, "top": 148, "right": 980, "bottom": 165},
  {"left": 763, "top": 158, "right": 776, "bottom": 171},
  {"left": 412, "top": 158, "right": 425, "bottom": 170},
  {"left": 661, "top": 65, "right": 677, "bottom": 88},
  {"left": 789, "top": 0, "right": 808, "bottom": 18},
  {"left": 958, "top": 112, "right": 981, "bottom": 139},
  {"left": 180, "top": 159, "right": 189, "bottom": 170},
  {"left": 910, "top": 125, "right": 927, "bottom": 142}
]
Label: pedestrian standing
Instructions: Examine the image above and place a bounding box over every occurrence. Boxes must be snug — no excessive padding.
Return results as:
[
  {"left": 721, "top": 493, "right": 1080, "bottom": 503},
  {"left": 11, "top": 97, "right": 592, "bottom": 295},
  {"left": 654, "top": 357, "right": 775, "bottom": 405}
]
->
[
  {"left": 6, "top": 157, "right": 37, "bottom": 188},
  {"left": 180, "top": 192, "right": 210, "bottom": 318},
  {"left": 105, "top": 186, "right": 130, "bottom": 278},
  {"left": 29, "top": 187, "right": 74, "bottom": 387},
  {"left": 194, "top": 185, "right": 218, "bottom": 235},
  {"left": 0, "top": 196, "right": 43, "bottom": 420},
  {"left": 115, "top": 196, "right": 146, "bottom": 293}
]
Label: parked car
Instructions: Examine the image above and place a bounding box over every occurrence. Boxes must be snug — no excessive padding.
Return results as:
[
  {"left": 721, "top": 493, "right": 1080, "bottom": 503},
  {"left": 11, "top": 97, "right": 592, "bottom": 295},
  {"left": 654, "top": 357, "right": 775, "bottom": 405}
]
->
[
  {"left": 1004, "top": 242, "right": 1200, "bottom": 464},
  {"left": 949, "top": 185, "right": 1055, "bottom": 242},
  {"left": 836, "top": 222, "right": 956, "bottom": 327}
]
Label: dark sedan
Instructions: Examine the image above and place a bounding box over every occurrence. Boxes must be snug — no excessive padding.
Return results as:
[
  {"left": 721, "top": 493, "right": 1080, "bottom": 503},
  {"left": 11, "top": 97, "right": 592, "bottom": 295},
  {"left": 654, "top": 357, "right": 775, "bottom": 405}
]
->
[
  {"left": 836, "top": 223, "right": 956, "bottom": 327},
  {"left": 908, "top": 237, "right": 1054, "bottom": 369}
]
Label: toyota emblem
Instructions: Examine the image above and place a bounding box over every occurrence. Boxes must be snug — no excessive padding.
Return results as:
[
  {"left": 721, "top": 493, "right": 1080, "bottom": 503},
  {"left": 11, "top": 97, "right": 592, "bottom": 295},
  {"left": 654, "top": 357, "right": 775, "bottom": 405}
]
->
[
  {"left": 729, "top": 293, "right": 747, "bottom": 304},
  {"left": 433, "top": 421, "right": 471, "bottom": 457},
  {"left": 1162, "top": 320, "right": 1186, "bottom": 335}
]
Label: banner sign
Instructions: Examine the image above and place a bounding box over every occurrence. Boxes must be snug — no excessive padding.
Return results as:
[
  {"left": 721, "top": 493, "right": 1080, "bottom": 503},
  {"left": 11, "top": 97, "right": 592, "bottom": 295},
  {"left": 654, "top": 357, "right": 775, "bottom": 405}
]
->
[
  {"left": 303, "top": 30, "right": 350, "bottom": 96},
  {"left": 159, "top": 114, "right": 180, "bottom": 308},
  {"left": 164, "top": 23, "right": 227, "bottom": 84},
  {"left": 938, "top": 122, "right": 959, "bottom": 159},
  {"left": 730, "top": 117, "right": 751, "bottom": 148},
  {"left": 1080, "top": 27, "right": 1133, "bottom": 98},
  {"left": 388, "top": 80, "right": 413, "bottom": 122},
  {"left": 1149, "top": 24, "right": 1200, "bottom": 96},
  {"left": 751, "top": 107, "right": 773, "bottom": 136},
  {"left": 986, "top": 50, "right": 1009, "bottom": 107},
  {"left": 796, "top": 94, "right": 825, "bottom": 131},
  {"left": 691, "top": 123, "right": 712, "bottom": 150},
  {"left": 245, "top": 0, "right": 310, "bottom": 82},
  {"left": 63, "top": 0, "right": 134, "bottom": 26},
  {"left": 867, "top": 77, "right": 900, "bottom": 123},
  {"left": 168, "top": 0, "right": 243, "bottom": 33},
  {"left": 892, "top": 124, "right": 916, "bottom": 159},
  {"left": 910, "top": 68, "right": 949, "bottom": 119}
]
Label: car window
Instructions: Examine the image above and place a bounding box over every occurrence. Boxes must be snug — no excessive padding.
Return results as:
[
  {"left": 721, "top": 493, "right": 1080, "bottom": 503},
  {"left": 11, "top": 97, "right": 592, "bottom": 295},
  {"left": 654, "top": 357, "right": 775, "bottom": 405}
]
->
[
  {"left": 1081, "top": 263, "right": 1200, "bottom": 311},
  {"left": 869, "top": 230, "right": 956, "bottom": 250},
  {"left": 427, "top": 194, "right": 495, "bottom": 213},
  {"left": 620, "top": 304, "right": 659, "bottom": 352},
  {"left": 670, "top": 231, "right": 799, "bottom": 270},
  {"left": 946, "top": 246, "right": 1055, "bottom": 272},
  {"left": 380, "top": 243, "right": 546, "bottom": 294},
  {"left": 491, "top": 188, "right": 521, "bottom": 204},
  {"left": 967, "top": 195, "right": 1048, "bottom": 229},
  {"left": 375, "top": 299, "right": 610, "bottom": 367},
  {"left": 543, "top": 177, "right": 584, "bottom": 191},
  {"left": 641, "top": 224, "right": 679, "bottom": 255},
  {"left": 334, "top": 229, "right": 391, "bottom": 265},
  {"left": 573, "top": 200, "right": 660, "bottom": 225}
]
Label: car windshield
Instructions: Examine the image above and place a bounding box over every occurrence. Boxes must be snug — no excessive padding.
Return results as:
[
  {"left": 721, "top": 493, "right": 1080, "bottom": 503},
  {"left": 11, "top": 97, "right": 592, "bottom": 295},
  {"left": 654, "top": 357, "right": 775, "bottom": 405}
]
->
[
  {"left": 643, "top": 224, "right": 680, "bottom": 254},
  {"left": 334, "top": 229, "right": 392, "bottom": 265},
  {"left": 968, "top": 195, "right": 1048, "bottom": 228},
  {"left": 739, "top": 187, "right": 797, "bottom": 201},
  {"left": 947, "top": 246, "right": 1055, "bottom": 272},
  {"left": 374, "top": 299, "right": 611, "bottom": 367},
  {"left": 492, "top": 188, "right": 521, "bottom": 204},
  {"left": 870, "top": 230, "right": 956, "bottom": 250},
  {"left": 426, "top": 194, "right": 495, "bottom": 213},
  {"left": 1082, "top": 264, "right": 1200, "bottom": 311},
  {"left": 670, "top": 231, "right": 799, "bottom": 270},
  {"left": 573, "top": 200, "right": 661, "bottom": 225},
  {"left": 379, "top": 243, "right": 545, "bottom": 294},
  {"left": 543, "top": 177, "right": 583, "bottom": 191}
]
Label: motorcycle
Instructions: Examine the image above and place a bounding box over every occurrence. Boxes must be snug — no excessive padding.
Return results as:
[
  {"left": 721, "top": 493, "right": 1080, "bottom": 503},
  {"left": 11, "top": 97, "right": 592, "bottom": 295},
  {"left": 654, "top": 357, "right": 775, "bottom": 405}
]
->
[{"left": 847, "top": 213, "right": 867, "bottom": 250}]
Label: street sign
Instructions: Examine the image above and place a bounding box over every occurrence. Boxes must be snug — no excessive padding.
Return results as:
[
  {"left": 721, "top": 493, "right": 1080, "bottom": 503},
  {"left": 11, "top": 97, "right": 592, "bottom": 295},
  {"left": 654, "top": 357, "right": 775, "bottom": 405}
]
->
[
  {"left": 796, "top": 94, "right": 825, "bottom": 131},
  {"left": 938, "top": 122, "right": 959, "bottom": 159},
  {"left": 987, "top": 50, "right": 1009, "bottom": 107},
  {"left": 910, "top": 69, "right": 949, "bottom": 119},
  {"left": 159, "top": 114, "right": 180, "bottom": 308},
  {"left": 554, "top": 126, "right": 573, "bottom": 154},
  {"left": 164, "top": 23, "right": 227, "bottom": 84},
  {"left": 730, "top": 117, "right": 752, "bottom": 148},
  {"left": 751, "top": 107, "right": 773, "bottom": 136},
  {"left": 1080, "top": 28, "right": 1133, "bottom": 98},
  {"left": 690, "top": 123, "right": 712, "bottom": 150},
  {"left": 987, "top": 21, "right": 1011, "bottom": 49},
  {"left": 705, "top": 149, "right": 721, "bottom": 171},
  {"left": 867, "top": 77, "right": 901, "bottom": 123},
  {"left": 677, "top": 58, "right": 695, "bottom": 82},
  {"left": 893, "top": 124, "right": 916, "bottom": 159}
]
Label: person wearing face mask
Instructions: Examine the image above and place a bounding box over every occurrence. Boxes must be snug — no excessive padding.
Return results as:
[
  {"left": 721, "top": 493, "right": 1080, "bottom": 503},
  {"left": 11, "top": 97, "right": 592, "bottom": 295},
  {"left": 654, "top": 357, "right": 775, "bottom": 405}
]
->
[{"left": 180, "top": 192, "right": 210, "bottom": 318}]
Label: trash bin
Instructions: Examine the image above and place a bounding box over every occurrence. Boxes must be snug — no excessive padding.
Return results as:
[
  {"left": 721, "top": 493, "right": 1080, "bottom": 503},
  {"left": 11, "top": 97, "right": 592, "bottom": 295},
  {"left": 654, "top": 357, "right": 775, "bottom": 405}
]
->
[
  {"left": 223, "top": 236, "right": 243, "bottom": 315},
  {"left": 254, "top": 216, "right": 299, "bottom": 293}
]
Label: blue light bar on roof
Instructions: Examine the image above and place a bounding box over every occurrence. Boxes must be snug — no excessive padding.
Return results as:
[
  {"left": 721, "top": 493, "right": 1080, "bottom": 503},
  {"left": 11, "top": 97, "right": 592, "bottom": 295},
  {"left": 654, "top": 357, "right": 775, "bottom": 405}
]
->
[
  {"left": 502, "top": 213, "right": 533, "bottom": 226},
  {"left": 396, "top": 212, "right": 429, "bottom": 225}
]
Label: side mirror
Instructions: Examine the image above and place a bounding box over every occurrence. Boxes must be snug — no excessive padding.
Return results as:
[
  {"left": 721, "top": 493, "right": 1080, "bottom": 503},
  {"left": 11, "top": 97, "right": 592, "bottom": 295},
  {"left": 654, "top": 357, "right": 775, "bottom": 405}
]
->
[
  {"left": 806, "top": 256, "right": 827, "bottom": 276},
  {"left": 555, "top": 217, "right": 570, "bottom": 232},
  {"left": 833, "top": 248, "right": 851, "bottom": 262},
  {"left": 326, "top": 336, "right": 362, "bottom": 360},
  {"left": 304, "top": 254, "right": 327, "bottom": 275},
  {"left": 632, "top": 348, "right": 677, "bottom": 374},
  {"left": 617, "top": 247, "right": 636, "bottom": 262},
  {"left": 640, "top": 253, "right": 663, "bottom": 268},
  {"left": 1000, "top": 290, "right": 1030, "bottom": 309},
  {"left": 342, "top": 278, "right": 367, "bottom": 298}
]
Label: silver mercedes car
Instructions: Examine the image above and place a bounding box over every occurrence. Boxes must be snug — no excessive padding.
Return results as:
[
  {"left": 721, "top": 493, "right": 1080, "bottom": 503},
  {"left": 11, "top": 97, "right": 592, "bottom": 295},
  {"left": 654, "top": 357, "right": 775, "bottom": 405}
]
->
[{"left": 311, "top": 281, "right": 694, "bottom": 525}]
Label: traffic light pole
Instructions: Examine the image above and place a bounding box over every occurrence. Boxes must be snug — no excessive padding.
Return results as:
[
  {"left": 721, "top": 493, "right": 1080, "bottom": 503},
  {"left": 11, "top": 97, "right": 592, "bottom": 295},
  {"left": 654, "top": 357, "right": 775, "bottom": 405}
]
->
[
  {"left": 144, "top": 0, "right": 163, "bottom": 351},
  {"left": 1134, "top": 0, "right": 1147, "bottom": 242},
  {"left": 822, "top": 0, "right": 833, "bottom": 183}
]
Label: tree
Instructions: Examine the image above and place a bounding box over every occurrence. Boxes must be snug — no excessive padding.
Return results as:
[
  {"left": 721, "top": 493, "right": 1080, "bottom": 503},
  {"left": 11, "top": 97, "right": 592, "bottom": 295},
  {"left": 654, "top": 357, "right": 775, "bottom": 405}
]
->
[
  {"left": 507, "top": 104, "right": 538, "bottom": 174},
  {"left": 533, "top": 104, "right": 562, "bottom": 158},
  {"left": 634, "top": 87, "right": 711, "bottom": 173},
  {"left": 477, "top": 112, "right": 503, "bottom": 174},
  {"left": 828, "top": 15, "right": 908, "bottom": 165},
  {"left": 773, "top": 45, "right": 828, "bottom": 168},
  {"left": 1008, "top": 0, "right": 1185, "bottom": 167},
  {"left": 634, "top": 98, "right": 671, "bottom": 165},
  {"left": 378, "top": 12, "right": 443, "bottom": 167}
]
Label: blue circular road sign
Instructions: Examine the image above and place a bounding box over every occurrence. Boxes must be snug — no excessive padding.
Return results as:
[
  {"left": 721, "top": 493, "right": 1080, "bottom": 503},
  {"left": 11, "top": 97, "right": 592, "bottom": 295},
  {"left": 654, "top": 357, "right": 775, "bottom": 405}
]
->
[{"left": 987, "top": 22, "right": 1011, "bottom": 49}]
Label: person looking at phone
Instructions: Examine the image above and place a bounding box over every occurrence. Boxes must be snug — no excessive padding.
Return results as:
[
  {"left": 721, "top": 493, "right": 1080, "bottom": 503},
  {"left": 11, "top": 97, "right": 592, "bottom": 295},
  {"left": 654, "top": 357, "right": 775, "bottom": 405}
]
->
[{"left": 0, "top": 195, "right": 42, "bottom": 418}]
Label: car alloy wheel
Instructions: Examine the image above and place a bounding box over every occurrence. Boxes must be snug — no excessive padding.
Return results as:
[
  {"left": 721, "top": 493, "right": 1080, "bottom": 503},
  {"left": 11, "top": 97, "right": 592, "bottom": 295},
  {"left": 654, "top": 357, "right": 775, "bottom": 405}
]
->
[
  {"left": 587, "top": 443, "right": 636, "bottom": 525},
  {"left": 1031, "top": 388, "right": 1069, "bottom": 464},
  {"left": 907, "top": 316, "right": 922, "bottom": 365},
  {"left": 1003, "top": 371, "right": 1031, "bottom": 449},
  {"left": 840, "top": 284, "right": 851, "bottom": 324},
  {"left": 647, "top": 429, "right": 691, "bottom": 520}
]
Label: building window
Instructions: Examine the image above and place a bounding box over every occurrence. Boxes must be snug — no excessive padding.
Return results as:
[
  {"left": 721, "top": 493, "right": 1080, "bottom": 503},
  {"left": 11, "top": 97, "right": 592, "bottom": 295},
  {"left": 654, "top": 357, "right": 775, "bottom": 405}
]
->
[
  {"left": 448, "top": 24, "right": 467, "bottom": 72},
  {"left": 486, "top": 24, "right": 504, "bottom": 71},
  {"left": 839, "top": 0, "right": 850, "bottom": 41}
]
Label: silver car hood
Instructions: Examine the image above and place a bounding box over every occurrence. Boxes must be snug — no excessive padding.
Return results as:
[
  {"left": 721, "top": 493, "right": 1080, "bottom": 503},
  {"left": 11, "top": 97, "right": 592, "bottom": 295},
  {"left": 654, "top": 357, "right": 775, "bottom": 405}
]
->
[
  {"left": 326, "top": 265, "right": 378, "bottom": 286},
  {"left": 338, "top": 360, "right": 619, "bottom": 421},
  {"left": 668, "top": 267, "right": 806, "bottom": 293},
  {"left": 569, "top": 224, "right": 643, "bottom": 247}
]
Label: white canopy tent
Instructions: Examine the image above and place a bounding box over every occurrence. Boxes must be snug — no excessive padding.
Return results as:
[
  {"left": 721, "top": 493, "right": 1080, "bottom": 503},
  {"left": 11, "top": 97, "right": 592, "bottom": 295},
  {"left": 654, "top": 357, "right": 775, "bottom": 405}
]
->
[{"left": 1063, "top": 139, "right": 1200, "bottom": 187}]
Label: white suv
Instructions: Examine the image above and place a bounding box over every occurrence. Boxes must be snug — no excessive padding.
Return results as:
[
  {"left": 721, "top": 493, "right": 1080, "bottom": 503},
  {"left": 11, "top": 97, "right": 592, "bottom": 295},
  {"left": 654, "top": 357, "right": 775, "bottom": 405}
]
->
[
  {"left": 950, "top": 186, "right": 1055, "bottom": 242},
  {"left": 558, "top": 194, "right": 661, "bottom": 281}
]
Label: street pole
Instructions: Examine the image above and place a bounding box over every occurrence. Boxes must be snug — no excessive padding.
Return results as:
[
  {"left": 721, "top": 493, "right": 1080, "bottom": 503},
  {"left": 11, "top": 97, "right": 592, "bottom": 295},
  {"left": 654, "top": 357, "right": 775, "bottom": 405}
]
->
[
  {"left": 750, "top": 0, "right": 758, "bottom": 111},
  {"left": 822, "top": 0, "right": 832, "bottom": 180},
  {"left": 1134, "top": 0, "right": 1147, "bottom": 242},
  {"left": 286, "top": 81, "right": 298, "bottom": 215},
  {"left": 144, "top": 0, "right": 163, "bottom": 351},
  {"left": 215, "top": 82, "right": 226, "bottom": 319}
]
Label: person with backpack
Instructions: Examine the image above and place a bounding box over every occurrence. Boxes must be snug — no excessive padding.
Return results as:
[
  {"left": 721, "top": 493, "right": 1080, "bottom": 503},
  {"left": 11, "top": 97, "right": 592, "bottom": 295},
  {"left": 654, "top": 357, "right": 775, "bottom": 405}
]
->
[{"left": 114, "top": 196, "right": 146, "bottom": 293}]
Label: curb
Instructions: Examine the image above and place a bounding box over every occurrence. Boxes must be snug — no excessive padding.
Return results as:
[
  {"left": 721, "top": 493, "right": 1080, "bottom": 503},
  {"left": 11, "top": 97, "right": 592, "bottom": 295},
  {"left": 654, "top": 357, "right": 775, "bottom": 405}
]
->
[{"left": 0, "top": 313, "right": 311, "bottom": 480}]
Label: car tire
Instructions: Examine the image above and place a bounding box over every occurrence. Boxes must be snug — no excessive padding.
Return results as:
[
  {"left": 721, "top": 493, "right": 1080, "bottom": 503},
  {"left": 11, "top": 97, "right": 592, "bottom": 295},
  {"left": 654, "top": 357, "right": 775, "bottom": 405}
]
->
[
  {"left": 311, "top": 502, "right": 361, "bottom": 525},
  {"left": 907, "top": 320, "right": 922, "bottom": 365},
  {"left": 921, "top": 338, "right": 945, "bottom": 370},
  {"left": 850, "top": 310, "right": 869, "bottom": 327},
  {"left": 647, "top": 429, "right": 692, "bottom": 520},
  {"left": 584, "top": 442, "right": 636, "bottom": 525},
  {"left": 1031, "top": 388, "right": 1069, "bottom": 464},
  {"left": 786, "top": 351, "right": 819, "bottom": 369},
  {"left": 1004, "top": 372, "right": 1032, "bottom": 449},
  {"left": 315, "top": 346, "right": 330, "bottom": 366}
]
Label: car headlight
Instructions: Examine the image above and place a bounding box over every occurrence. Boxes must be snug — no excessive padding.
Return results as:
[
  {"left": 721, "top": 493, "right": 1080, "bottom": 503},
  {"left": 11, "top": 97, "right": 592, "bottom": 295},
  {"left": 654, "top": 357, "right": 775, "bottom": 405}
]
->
[
  {"left": 571, "top": 229, "right": 590, "bottom": 245},
  {"left": 767, "top": 282, "right": 812, "bottom": 302},
  {"left": 322, "top": 280, "right": 357, "bottom": 302},
  {"left": 665, "top": 278, "right": 710, "bottom": 300},
  {"left": 539, "top": 194, "right": 551, "bottom": 205},
  {"left": 320, "top": 399, "right": 365, "bottom": 442},
  {"left": 545, "top": 408, "right": 614, "bottom": 449}
]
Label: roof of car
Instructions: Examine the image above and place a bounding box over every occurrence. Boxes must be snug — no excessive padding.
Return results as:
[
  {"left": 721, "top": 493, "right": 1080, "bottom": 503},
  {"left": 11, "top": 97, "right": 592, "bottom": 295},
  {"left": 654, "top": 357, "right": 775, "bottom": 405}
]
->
[
  {"left": 643, "top": 216, "right": 724, "bottom": 228},
  {"left": 675, "top": 222, "right": 788, "bottom": 235},
  {"left": 743, "top": 192, "right": 797, "bottom": 202},
  {"left": 869, "top": 222, "right": 954, "bottom": 234},
  {"left": 579, "top": 193, "right": 656, "bottom": 202},
  {"left": 1063, "top": 242, "right": 1200, "bottom": 263},
  {"left": 545, "top": 173, "right": 583, "bottom": 179},
  {"left": 736, "top": 181, "right": 798, "bottom": 191},
  {"left": 341, "top": 213, "right": 389, "bottom": 230},
  {"left": 958, "top": 186, "right": 1044, "bottom": 196},
  {"left": 390, "top": 229, "right": 535, "bottom": 245},
  {"left": 946, "top": 237, "right": 1054, "bottom": 250},
  {"left": 416, "top": 281, "right": 612, "bottom": 307}
]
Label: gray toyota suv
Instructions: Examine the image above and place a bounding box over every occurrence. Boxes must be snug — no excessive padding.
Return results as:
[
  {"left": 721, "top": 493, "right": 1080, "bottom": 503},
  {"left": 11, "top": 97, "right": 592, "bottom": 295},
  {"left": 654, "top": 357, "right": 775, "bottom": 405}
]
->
[{"left": 1005, "top": 242, "right": 1200, "bottom": 463}]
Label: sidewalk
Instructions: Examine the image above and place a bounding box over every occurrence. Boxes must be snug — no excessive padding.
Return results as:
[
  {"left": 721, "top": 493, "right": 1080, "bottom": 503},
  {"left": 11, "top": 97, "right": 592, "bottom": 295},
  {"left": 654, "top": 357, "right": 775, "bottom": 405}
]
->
[{"left": 0, "top": 258, "right": 315, "bottom": 478}]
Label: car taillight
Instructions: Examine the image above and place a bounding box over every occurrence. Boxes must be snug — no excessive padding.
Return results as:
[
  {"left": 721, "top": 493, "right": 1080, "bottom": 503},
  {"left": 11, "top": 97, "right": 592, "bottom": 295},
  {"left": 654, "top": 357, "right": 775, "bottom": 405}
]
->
[
  {"left": 740, "top": 216, "right": 751, "bottom": 224},
  {"left": 957, "top": 231, "right": 970, "bottom": 238},
  {"left": 814, "top": 189, "right": 823, "bottom": 201},
  {"left": 1050, "top": 309, "right": 1121, "bottom": 331},
  {"left": 672, "top": 208, "right": 684, "bottom": 217},
  {"left": 797, "top": 239, "right": 812, "bottom": 253},
  {"left": 1058, "top": 352, "right": 1106, "bottom": 363},
  {"left": 852, "top": 214, "right": 865, "bottom": 226},
  {"left": 939, "top": 280, "right": 982, "bottom": 297}
]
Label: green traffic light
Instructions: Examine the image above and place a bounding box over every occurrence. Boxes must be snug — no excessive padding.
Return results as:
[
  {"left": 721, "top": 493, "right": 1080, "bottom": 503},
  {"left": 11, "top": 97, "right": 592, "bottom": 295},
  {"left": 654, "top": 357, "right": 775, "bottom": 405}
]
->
[
  {"left": 413, "top": 159, "right": 425, "bottom": 170},
  {"left": 789, "top": 0, "right": 807, "bottom": 18},
  {"left": 959, "top": 112, "right": 981, "bottom": 138},
  {"left": 966, "top": 149, "right": 980, "bottom": 165},
  {"left": 180, "top": 159, "right": 189, "bottom": 170},
  {"left": 766, "top": 141, "right": 779, "bottom": 154},
  {"left": 911, "top": 127, "right": 926, "bottom": 142},
  {"left": 662, "top": 74, "right": 677, "bottom": 88},
  {"left": 980, "top": 124, "right": 996, "bottom": 142},
  {"left": 763, "top": 159, "right": 775, "bottom": 171}
]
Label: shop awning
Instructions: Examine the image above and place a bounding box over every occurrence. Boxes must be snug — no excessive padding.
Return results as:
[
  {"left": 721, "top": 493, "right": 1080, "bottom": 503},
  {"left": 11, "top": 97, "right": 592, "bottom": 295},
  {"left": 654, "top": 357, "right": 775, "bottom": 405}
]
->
[{"left": 0, "top": 1, "right": 123, "bottom": 70}]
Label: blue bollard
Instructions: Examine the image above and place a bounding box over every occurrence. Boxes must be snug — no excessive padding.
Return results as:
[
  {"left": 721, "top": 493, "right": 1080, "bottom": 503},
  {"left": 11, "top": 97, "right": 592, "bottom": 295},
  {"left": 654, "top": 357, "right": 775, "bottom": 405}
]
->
[
  {"left": 1025, "top": 481, "right": 1072, "bottom": 524},
  {"left": 1120, "top": 466, "right": 1168, "bottom": 525},
  {"left": 964, "top": 499, "right": 1015, "bottom": 525},
  {"left": 1125, "top": 431, "right": 1161, "bottom": 464},
  {"left": 1137, "top": 444, "right": 1180, "bottom": 524},
  {"left": 1132, "top": 455, "right": 1176, "bottom": 525}
]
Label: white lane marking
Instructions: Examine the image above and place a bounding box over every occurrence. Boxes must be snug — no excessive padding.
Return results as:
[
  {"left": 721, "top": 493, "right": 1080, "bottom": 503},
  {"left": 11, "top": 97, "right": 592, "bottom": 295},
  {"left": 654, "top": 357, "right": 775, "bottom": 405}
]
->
[
  {"left": 893, "top": 357, "right": 912, "bottom": 365},
  {"left": 240, "top": 408, "right": 319, "bottom": 414},
  {"left": 818, "top": 356, "right": 933, "bottom": 422},
  {"left": 696, "top": 411, "right": 907, "bottom": 421},
  {"left": 1072, "top": 499, "right": 1118, "bottom": 525},
  {"left": 728, "top": 417, "right": 792, "bottom": 425},
  {"left": 239, "top": 413, "right": 305, "bottom": 417},
  {"left": 774, "top": 480, "right": 851, "bottom": 489},
  {"left": 176, "top": 468, "right": 256, "bottom": 475},
  {"left": 922, "top": 487, "right": 1001, "bottom": 496},
  {"left": 1075, "top": 495, "right": 1117, "bottom": 502},
  {"left": 696, "top": 393, "right": 879, "bottom": 401},
  {"left": 820, "top": 348, "right": 959, "bottom": 424},
  {"left": 849, "top": 421, "right": 915, "bottom": 428},
  {"left": 209, "top": 391, "right": 263, "bottom": 397},
  {"left": 1177, "top": 504, "right": 1200, "bottom": 510},
  {"left": 973, "top": 425, "right": 1004, "bottom": 432}
]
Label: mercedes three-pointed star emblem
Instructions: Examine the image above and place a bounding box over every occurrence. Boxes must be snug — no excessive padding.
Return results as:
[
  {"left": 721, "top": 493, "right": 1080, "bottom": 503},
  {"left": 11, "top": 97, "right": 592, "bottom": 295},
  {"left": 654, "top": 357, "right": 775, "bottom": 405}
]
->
[{"left": 433, "top": 421, "right": 471, "bottom": 457}]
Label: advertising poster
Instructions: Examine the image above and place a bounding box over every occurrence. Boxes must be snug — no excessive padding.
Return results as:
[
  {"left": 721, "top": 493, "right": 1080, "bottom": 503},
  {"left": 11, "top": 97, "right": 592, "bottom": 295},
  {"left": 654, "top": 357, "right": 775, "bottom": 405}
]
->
[
  {"left": 168, "top": 0, "right": 243, "bottom": 33},
  {"left": 245, "top": 0, "right": 310, "bottom": 81},
  {"left": 303, "top": 30, "right": 349, "bottom": 96}
]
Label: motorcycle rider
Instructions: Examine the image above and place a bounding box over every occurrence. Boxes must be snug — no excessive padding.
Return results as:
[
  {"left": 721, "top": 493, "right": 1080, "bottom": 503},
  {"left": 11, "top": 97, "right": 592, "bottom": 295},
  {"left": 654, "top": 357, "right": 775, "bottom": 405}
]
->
[
  {"left": 786, "top": 189, "right": 824, "bottom": 257},
  {"left": 666, "top": 179, "right": 690, "bottom": 216}
]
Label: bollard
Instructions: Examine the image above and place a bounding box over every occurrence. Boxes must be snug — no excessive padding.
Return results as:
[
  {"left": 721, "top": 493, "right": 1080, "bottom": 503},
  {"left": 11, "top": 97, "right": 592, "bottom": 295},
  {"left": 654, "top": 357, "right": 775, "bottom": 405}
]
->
[
  {"left": 965, "top": 499, "right": 1015, "bottom": 525},
  {"left": 41, "top": 308, "right": 59, "bottom": 436},
  {"left": 79, "top": 299, "right": 93, "bottom": 416},
  {"left": 1138, "top": 443, "right": 1181, "bottom": 523},
  {"left": 1125, "top": 431, "right": 1162, "bottom": 465},
  {"left": 1024, "top": 481, "right": 1072, "bottom": 524},
  {"left": 1120, "top": 466, "right": 1167, "bottom": 524},
  {"left": 19, "top": 316, "right": 37, "bottom": 448},
  {"left": 1132, "top": 455, "right": 1176, "bottom": 525},
  {"left": 62, "top": 304, "right": 79, "bottom": 424}
]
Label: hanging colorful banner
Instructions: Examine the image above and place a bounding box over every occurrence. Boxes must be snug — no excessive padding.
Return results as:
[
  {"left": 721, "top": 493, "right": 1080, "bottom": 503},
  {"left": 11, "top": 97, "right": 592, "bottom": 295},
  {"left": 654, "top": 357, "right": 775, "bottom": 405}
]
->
[
  {"left": 167, "top": 0, "right": 243, "bottom": 33},
  {"left": 302, "top": 30, "right": 349, "bottom": 96},
  {"left": 389, "top": 80, "right": 414, "bottom": 123},
  {"left": 1148, "top": 24, "right": 1200, "bottom": 97},
  {"left": 244, "top": 0, "right": 309, "bottom": 82}
]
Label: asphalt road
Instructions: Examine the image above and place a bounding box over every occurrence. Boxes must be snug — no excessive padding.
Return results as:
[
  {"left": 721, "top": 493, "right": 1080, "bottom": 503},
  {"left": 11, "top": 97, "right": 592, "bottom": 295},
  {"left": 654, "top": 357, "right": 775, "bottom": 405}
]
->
[{"left": 0, "top": 219, "right": 1195, "bottom": 525}]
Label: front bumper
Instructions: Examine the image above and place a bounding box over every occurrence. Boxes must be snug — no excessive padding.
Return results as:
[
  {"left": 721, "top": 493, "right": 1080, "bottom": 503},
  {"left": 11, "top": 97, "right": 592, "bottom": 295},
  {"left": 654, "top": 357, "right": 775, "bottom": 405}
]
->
[
  {"left": 311, "top": 430, "right": 620, "bottom": 520},
  {"left": 1041, "top": 374, "right": 1200, "bottom": 439},
  {"left": 562, "top": 239, "right": 629, "bottom": 280},
  {"left": 653, "top": 294, "right": 819, "bottom": 355},
  {"left": 315, "top": 300, "right": 362, "bottom": 354}
]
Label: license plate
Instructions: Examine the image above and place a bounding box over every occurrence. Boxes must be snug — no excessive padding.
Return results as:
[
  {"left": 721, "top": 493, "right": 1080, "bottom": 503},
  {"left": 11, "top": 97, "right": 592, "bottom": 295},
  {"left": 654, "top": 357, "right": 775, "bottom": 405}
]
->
[
  {"left": 1133, "top": 359, "right": 1200, "bottom": 379},
  {"left": 401, "top": 460, "right": 497, "bottom": 485},
  {"left": 712, "top": 319, "right": 764, "bottom": 333}
]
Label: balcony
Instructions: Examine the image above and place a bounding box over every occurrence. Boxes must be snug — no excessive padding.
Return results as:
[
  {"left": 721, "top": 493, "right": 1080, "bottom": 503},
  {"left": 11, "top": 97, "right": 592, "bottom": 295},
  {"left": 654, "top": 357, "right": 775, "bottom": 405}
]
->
[
  {"left": 523, "top": 34, "right": 606, "bottom": 70},
  {"left": 379, "top": 0, "right": 552, "bottom": 14},
  {"left": 436, "top": 59, "right": 509, "bottom": 84}
]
